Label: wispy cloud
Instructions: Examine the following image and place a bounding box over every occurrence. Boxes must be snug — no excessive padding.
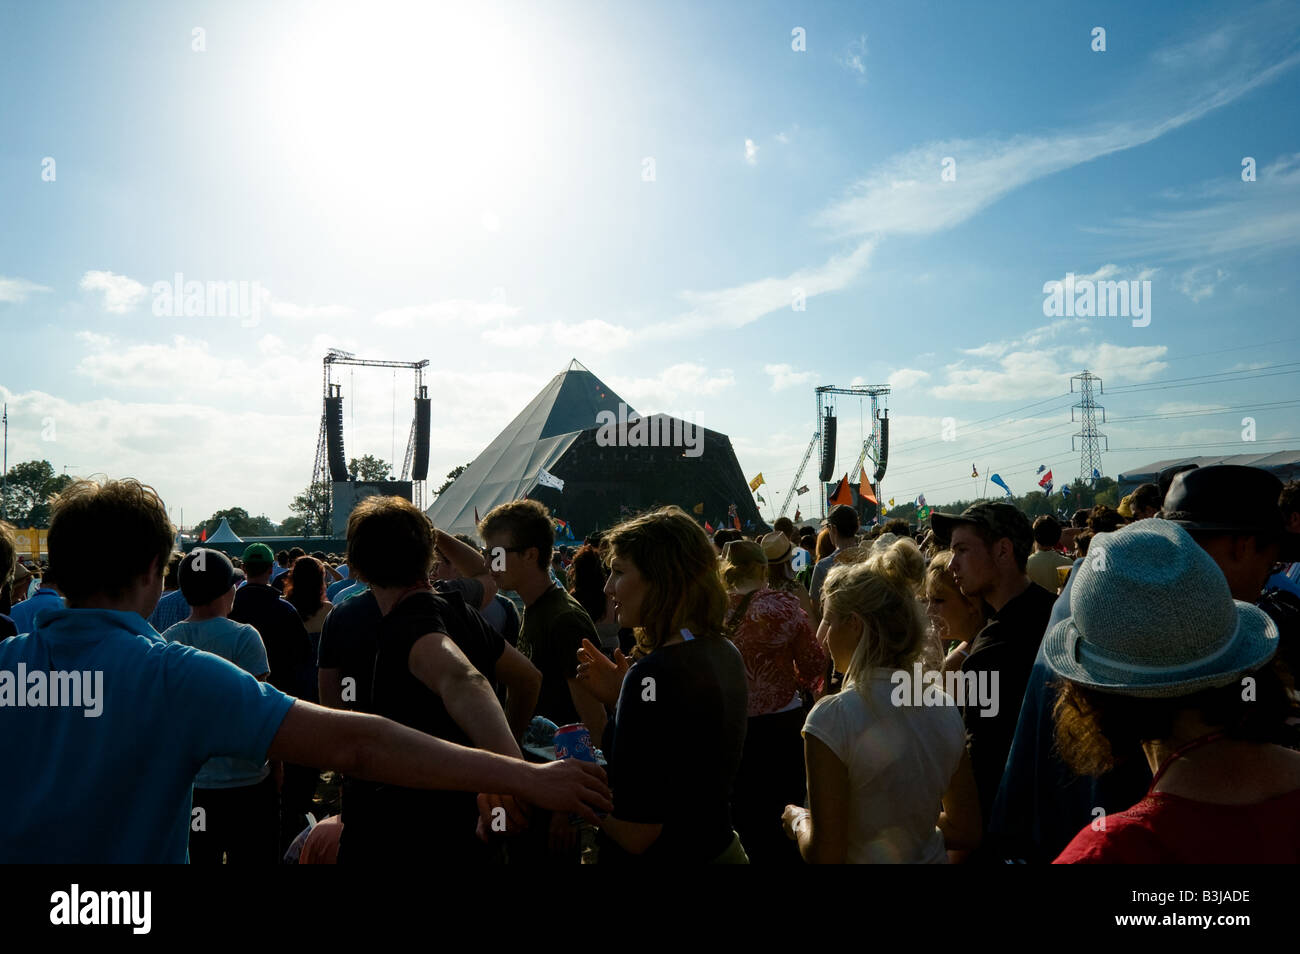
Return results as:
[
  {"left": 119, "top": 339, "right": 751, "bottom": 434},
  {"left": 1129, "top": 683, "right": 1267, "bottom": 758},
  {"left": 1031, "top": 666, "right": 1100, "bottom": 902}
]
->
[
  {"left": 744, "top": 138, "right": 759, "bottom": 165},
  {"left": 0, "top": 276, "right": 52, "bottom": 304},
  {"left": 373, "top": 298, "right": 520, "bottom": 329},
  {"left": 887, "top": 368, "right": 931, "bottom": 389},
  {"left": 79, "top": 270, "right": 147, "bottom": 313},
  {"left": 838, "top": 34, "right": 868, "bottom": 77},
  {"left": 764, "top": 363, "right": 817, "bottom": 391}
]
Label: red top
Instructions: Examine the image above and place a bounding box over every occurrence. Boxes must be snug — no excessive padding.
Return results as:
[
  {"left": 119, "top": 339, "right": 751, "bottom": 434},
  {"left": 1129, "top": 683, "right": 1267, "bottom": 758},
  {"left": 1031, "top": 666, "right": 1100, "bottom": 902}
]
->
[
  {"left": 727, "top": 587, "right": 824, "bottom": 717},
  {"left": 1054, "top": 788, "right": 1300, "bottom": 863}
]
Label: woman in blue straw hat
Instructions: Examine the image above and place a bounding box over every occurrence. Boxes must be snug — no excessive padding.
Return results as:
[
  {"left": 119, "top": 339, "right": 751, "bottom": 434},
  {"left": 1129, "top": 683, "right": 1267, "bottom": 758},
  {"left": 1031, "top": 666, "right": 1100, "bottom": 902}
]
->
[{"left": 1045, "top": 519, "right": 1300, "bottom": 863}]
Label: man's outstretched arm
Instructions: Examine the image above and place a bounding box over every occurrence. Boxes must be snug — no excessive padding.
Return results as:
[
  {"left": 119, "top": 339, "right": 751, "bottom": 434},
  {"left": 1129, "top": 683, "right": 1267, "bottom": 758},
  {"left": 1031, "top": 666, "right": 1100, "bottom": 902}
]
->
[{"left": 265, "top": 700, "right": 611, "bottom": 821}]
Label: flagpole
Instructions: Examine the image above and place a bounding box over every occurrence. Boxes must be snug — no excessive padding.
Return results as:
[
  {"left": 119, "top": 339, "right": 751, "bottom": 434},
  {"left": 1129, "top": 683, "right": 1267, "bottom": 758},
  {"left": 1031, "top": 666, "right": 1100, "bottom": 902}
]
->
[{"left": 982, "top": 466, "right": 988, "bottom": 501}]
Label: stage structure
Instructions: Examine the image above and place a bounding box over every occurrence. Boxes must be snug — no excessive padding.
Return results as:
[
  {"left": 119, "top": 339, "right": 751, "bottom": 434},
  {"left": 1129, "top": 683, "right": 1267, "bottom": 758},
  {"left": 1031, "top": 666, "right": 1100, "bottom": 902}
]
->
[
  {"left": 779, "top": 383, "right": 891, "bottom": 522},
  {"left": 309, "top": 348, "right": 432, "bottom": 536}
]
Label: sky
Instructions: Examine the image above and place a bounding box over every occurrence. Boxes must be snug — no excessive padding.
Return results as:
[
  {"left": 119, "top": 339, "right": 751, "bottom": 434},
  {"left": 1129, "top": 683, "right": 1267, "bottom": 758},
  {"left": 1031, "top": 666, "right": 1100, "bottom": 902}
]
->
[{"left": 1, "top": 0, "right": 1298, "bottom": 528}]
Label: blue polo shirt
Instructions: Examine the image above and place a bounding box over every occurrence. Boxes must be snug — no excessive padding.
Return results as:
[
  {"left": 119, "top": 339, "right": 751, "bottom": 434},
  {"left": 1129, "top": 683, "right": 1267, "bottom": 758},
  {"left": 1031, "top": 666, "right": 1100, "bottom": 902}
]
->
[
  {"left": 0, "top": 607, "right": 295, "bottom": 863},
  {"left": 8, "top": 588, "right": 65, "bottom": 634}
]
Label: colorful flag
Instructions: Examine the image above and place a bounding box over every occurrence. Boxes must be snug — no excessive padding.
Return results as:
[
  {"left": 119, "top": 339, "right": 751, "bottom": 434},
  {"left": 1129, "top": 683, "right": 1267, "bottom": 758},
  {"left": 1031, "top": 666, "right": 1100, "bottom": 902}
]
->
[
  {"left": 537, "top": 467, "right": 565, "bottom": 492},
  {"left": 1038, "top": 469, "right": 1053, "bottom": 489},
  {"left": 1036, "top": 464, "right": 1046, "bottom": 475},
  {"left": 729, "top": 503, "right": 741, "bottom": 531},
  {"left": 1062, "top": 485, "right": 1072, "bottom": 499},
  {"left": 990, "top": 473, "right": 1012, "bottom": 497},
  {"left": 756, "top": 492, "right": 766, "bottom": 504},
  {"left": 693, "top": 502, "right": 704, "bottom": 515},
  {"left": 829, "top": 476, "right": 852, "bottom": 507},
  {"left": 199, "top": 527, "right": 207, "bottom": 542},
  {"left": 917, "top": 505, "right": 932, "bottom": 521},
  {"left": 797, "top": 485, "right": 809, "bottom": 495},
  {"left": 794, "top": 508, "right": 801, "bottom": 522},
  {"left": 917, "top": 494, "right": 927, "bottom": 507},
  {"left": 1092, "top": 468, "right": 1101, "bottom": 480},
  {"left": 749, "top": 473, "right": 765, "bottom": 491},
  {"left": 889, "top": 498, "right": 895, "bottom": 508}
]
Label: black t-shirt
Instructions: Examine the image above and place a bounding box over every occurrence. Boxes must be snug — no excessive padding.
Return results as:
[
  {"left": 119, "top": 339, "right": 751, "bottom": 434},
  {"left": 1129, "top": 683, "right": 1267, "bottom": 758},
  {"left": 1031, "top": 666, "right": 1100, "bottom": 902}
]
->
[
  {"left": 519, "top": 585, "right": 598, "bottom": 726},
  {"left": 961, "top": 580, "right": 1057, "bottom": 825},
  {"left": 341, "top": 587, "right": 505, "bottom": 864},
  {"left": 598, "top": 634, "right": 748, "bottom": 864},
  {"left": 230, "top": 583, "right": 315, "bottom": 699},
  {"left": 317, "top": 589, "right": 383, "bottom": 709}
]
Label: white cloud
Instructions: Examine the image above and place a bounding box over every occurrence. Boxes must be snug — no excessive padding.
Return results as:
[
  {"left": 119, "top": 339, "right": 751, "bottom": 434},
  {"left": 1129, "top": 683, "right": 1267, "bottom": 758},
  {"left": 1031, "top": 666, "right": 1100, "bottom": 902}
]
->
[
  {"left": 79, "top": 270, "right": 147, "bottom": 313},
  {"left": 764, "top": 363, "right": 818, "bottom": 391},
  {"left": 774, "top": 131, "right": 789, "bottom": 145},
  {"left": 933, "top": 341, "right": 1168, "bottom": 402},
  {"left": 744, "top": 139, "right": 759, "bottom": 165},
  {"left": 1175, "top": 265, "right": 1228, "bottom": 302},
  {"left": 887, "top": 368, "right": 930, "bottom": 389},
  {"left": 613, "top": 364, "right": 736, "bottom": 414},
  {"left": 75, "top": 330, "right": 111, "bottom": 351},
  {"left": 838, "top": 35, "right": 868, "bottom": 77},
  {"left": 0, "top": 276, "right": 52, "bottom": 304},
  {"left": 483, "top": 319, "right": 634, "bottom": 353}
]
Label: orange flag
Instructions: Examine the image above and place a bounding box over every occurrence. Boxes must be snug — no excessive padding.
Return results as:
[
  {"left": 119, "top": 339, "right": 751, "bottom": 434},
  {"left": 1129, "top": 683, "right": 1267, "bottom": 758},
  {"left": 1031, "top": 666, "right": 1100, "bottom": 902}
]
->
[
  {"left": 860, "top": 482, "right": 878, "bottom": 505},
  {"left": 829, "top": 475, "right": 853, "bottom": 507}
]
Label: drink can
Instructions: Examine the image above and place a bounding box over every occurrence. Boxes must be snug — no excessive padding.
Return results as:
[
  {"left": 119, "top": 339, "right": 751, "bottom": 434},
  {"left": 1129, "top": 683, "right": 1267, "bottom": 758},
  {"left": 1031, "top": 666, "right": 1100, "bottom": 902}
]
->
[{"left": 553, "top": 723, "right": 596, "bottom": 763}]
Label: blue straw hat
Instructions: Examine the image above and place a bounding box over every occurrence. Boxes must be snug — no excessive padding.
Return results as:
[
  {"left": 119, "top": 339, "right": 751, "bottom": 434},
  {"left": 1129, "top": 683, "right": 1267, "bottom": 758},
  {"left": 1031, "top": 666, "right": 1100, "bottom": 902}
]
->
[{"left": 1042, "top": 519, "right": 1277, "bottom": 698}]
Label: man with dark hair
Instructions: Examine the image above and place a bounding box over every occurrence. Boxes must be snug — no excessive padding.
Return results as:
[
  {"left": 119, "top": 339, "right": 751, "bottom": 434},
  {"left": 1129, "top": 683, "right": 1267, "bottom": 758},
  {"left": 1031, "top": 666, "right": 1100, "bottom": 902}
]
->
[
  {"left": 1070, "top": 508, "right": 1090, "bottom": 530},
  {"left": 882, "top": 517, "right": 911, "bottom": 538},
  {"left": 0, "top": 477, "right": 611, "bottom": 863},
  {"left": 272, "top": 547, "right": 306, "bottom": 593},
  {"left": 271, "top": 549, "right": 291, "bottom": 586},
  {"left": 808, "top": 504, "right": 860, "bottom": 624},
  {"left": 148, "top": 552, "right": 190, "bottom": 633},
  {"left": 1087, "top": 505, "right": 1123, "bottom": 534},
  {"left": 1026, "top": 515, "right": 1072, "bottom": 593},
  {"left": 1129, "top": 482, "right": 1162, "bottom": 520},
  {"left": 8, "top": 564, "right": 65, "bottom": 635},
  {"left": 333, "top": 495, "right": 543, "bottom": 864},
  {"left": 930, "top": 502, "right": 1056, "bottom": 835},
  {"left": 479, "top": 500, "right": 603, "bottom": 736}
]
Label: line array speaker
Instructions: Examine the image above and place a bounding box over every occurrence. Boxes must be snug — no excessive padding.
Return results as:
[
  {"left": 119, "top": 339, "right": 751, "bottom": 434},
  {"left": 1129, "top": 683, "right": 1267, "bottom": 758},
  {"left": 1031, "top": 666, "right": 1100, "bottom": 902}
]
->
[
  {"left": 873, "top": 414, "right": 889, "bottom": 484},
  {"left": 325, "top": 396, "right": 348, "bottom": 482},
  {"left": 818, "top": 413, "right": 837, "bottom": 483},
  {"left": 412, "top": 397, "right": 432, "bottom": 481}
]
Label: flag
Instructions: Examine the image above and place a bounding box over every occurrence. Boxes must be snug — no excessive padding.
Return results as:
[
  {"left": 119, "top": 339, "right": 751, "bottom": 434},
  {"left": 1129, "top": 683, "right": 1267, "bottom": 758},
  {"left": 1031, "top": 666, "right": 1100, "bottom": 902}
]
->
[
  {"left": 917, "top": 494, "right": 927, "bottom": 507},
  {"left": 729, "top": 503, "right": 741, "bottom": 531},
  {"left": 1036, "top": 464, "right": 1046, "bottom": 475},
  {"left": 199, "top": 528, "right": 207, "bottom": 542},
  {"left": 972, "top": 463, "right": 979, "bottom": 478},
  {"left": 1038, "top": 469, "right": 1053, "bottom": 495},
  {"left": 917, "top": 505, "right": 932, "bottom": 521},
  {"left": 1062, "top": 485, "right": 1072, "bottom": 499},
  {"left": 704, "top": 520, "right": 714, "bottom": 533},
  {"left": 794, "top": 508, "right": 801, "bottom": 522},
  {"left": 889, "top": 498, "right": 895, "bottom": 508},
  {"left": 756, "top": 492, "right": 766, "bottom": 504},
  {"left": 537, "top": 467, "right": 565, "bottom": 492},
  {"left": 829, "top": 475, "right": 852, "bottom": 507},
  {"left": 796, "top": 485, "right": 809, "bottom": 495},
  {"left": 1092, "top": 468, "right": 1101, "bottom": 480},
  {"left": 749, "top": 473, "right": 765, "bottom": 491},
  {"left": 990, "top": 473, "right": 1012, "bottom": 497},
  {"left": 693, "top": 502, "right": 704, "bottom": 515}
]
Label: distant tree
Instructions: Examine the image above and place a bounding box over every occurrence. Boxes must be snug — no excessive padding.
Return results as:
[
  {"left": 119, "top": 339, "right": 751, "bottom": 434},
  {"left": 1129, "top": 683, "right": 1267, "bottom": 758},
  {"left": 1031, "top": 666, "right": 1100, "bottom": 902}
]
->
[
  {"left": 434, "top": 462, "right": 472, "bottom": 498},
  {"left": 289, "top": 480, "right": 332, "bottom": 537},
  {"left": 278, "top": 515, "right": 307, "bottom": 536},
  {"left": 348, "top": 455, "right": 392, "bottom": 482},
  {"left": 2, "top": 461, "right": 74, "bottom": 527}
]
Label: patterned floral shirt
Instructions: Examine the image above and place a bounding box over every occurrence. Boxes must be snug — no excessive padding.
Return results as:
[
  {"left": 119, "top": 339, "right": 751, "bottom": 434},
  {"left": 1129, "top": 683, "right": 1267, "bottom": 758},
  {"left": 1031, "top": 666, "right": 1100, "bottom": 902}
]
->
[{"left": 727, "top": 587, "right": 825, "bottom": 717}]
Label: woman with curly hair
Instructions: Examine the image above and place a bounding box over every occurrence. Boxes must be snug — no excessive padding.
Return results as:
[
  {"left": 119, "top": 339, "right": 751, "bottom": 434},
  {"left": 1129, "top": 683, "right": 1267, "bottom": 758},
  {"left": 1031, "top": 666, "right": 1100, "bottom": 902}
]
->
[
  {"left": 783, "top": 539, "right": 981, "bottom": 863},
  {"left": 1046, "top": 520, "right": 1300, "bottom": 863},
  {"left": 575, "top": 506, "right": 749, "bottom": 863}
]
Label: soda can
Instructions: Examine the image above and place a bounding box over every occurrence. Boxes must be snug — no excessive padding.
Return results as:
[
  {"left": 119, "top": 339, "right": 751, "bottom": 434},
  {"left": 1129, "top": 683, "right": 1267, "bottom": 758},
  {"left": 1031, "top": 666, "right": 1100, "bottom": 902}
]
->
[{"left": 553, "top": 723, "right": 596, "bottom": 763}]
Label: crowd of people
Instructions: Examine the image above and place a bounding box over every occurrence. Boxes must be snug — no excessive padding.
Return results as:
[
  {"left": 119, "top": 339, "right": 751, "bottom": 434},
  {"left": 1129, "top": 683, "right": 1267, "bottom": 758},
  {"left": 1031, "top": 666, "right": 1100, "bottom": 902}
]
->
[{"left": 1, "top": 460, "right": 1298, "bottom": 864}]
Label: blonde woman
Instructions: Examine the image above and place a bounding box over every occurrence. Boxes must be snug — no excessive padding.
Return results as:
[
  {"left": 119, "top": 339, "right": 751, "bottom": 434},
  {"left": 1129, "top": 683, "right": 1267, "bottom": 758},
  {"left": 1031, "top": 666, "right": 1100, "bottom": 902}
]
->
[
  {"left": 922, "top": 551, "right": 988, "bottom": 674},
  {"left": 782, "top": 540, "right": 982, "bottom": 863}
]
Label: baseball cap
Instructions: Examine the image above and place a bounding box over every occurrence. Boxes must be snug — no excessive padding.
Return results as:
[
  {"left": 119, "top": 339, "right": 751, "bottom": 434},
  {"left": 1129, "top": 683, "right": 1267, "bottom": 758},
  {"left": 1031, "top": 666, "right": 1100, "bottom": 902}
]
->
[
  {"left": 930, "top": 502, "right": 1033, "bottom": 555},
  {"left": 179, "top": 548, "right": 238, "bottom": 605},
  {"left": 242, "top": 542, "right": 275, "bottom": 567}
]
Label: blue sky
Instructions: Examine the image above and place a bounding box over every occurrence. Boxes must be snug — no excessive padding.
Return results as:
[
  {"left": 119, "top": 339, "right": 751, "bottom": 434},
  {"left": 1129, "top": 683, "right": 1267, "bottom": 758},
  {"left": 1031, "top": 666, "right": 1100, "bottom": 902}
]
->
[{"left": 1, "top": 0, "right": 1298, "bottom": 526}]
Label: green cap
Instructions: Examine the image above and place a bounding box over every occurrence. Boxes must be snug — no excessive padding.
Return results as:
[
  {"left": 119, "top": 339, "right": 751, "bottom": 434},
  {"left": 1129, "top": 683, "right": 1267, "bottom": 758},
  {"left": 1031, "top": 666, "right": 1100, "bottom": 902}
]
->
[{"left": 242, "top": 542, "right": 275, "bottom": 566}]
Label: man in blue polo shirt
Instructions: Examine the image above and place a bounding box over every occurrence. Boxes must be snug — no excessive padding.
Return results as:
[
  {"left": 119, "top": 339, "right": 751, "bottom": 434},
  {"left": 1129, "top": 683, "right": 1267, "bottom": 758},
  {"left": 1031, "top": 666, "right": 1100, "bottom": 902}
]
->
[
  {"left": 9, "top": 565, "right": 67, "bottom": 634},
  {"left": 0, "top": 477, "right": 612, "bottom": 863}
]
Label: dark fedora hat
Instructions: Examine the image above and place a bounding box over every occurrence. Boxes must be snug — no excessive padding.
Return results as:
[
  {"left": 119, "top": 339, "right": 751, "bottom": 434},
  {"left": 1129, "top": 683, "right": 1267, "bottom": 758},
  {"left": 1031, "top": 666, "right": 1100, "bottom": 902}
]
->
[{"left": 1159, "top": 465, "right": 1297, "bottom": 559}]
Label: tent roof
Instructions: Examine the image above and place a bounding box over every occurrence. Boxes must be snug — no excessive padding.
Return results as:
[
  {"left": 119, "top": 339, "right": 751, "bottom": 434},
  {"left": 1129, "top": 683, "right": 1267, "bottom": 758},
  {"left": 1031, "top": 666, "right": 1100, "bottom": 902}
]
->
[
  {"left": 426, "top": 360, "right": 635, "bottom": 533},
  {"left": 205, "top": 517, "right": 244, "bottom": 544},
  {"left": 1118, "top": 450, "right": 1300, "bottom": 485}
]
